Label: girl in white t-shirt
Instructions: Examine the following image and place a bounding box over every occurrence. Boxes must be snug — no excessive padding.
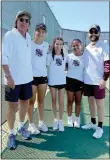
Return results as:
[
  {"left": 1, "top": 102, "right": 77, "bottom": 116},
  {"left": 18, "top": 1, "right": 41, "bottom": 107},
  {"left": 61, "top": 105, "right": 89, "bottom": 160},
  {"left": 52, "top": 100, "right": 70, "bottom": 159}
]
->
[
  {"left": 66, "top": 39, "right": 84, "bottom": 128},
  {"left": 47, "top": 37, "right": 66, "bottom": 132},
  {"left": 27, "top": 23, "right": 49, "bottom": 134}
]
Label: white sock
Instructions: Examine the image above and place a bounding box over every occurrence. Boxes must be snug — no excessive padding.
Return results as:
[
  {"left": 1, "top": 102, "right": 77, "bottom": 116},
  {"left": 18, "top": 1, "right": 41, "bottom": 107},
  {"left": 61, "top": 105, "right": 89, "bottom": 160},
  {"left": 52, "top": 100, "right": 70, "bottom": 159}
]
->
[
  {"left": 68, "top": 116, "right": 72, "bottom": 119},
  {"left": 75, "top": 116, "right": 80, "bottom": 120},
  {"left": 18, "top": 122, "right": 24, "bottom": 130},
  {"left": 59, "top": 119, "right": 62, "bottom": 123},
  {"left": 54, "top": 118, "right": 58, "bottom": 122},
  {"left": 74, "top": 116, "right": 80, "bottom": 123},
  {"left": 9, "top": 129, "right": 15, "bottom": 135},
  {"left": 39, "top": 120, "right": 43, "bottom": 124},
  {"left": 29, "top": 123, "right": 34, "bottom": 127}
]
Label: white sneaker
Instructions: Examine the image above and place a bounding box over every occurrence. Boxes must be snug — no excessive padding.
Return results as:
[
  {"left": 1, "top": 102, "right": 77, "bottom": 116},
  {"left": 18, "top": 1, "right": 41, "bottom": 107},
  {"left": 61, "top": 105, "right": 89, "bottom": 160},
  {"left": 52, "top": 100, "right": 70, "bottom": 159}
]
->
[
  {"left": 92, "top": 127, "right": 103, "bottom": 139},
  {"left": 68, "top": 116, "right": 73, "bottom": 127},
  {"left": 59, "top": 120, "right": 64, "bottom": 132},
  {"left": 81, "top": 122, "right": 97, "bottom": 130},
  {"left": 38, "top": 121, "right": 48, "bottom": 132},
  {"left": 28, "top": 123, "right": 40, "bottom": 135},
  {"left": 53, "top": 119, "right": 59, "bottom": 130},
  {"left": 74, "top": 117, "right": 80, "bottom": 128}
]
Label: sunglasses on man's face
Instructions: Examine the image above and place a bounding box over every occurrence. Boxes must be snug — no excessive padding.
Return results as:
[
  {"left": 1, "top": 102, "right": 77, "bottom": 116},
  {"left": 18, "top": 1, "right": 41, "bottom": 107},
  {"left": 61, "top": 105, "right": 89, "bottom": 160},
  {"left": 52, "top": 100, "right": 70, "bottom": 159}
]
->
[
  {"left": 19, "top": 18, "right": 29, "bottom": 23},
  {"left": 89, "top": 29, "right": 99, "bottom": 34}
]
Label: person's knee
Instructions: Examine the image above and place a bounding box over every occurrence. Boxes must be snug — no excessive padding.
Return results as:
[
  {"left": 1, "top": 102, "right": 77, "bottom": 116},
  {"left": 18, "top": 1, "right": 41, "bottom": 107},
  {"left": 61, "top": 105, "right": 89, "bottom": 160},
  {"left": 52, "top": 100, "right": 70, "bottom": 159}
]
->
[
  {"left": 37, "top": 98, "right": 44, "bottom": 106},
  {"left": 75, "top": 101, "right": 81, "bottom": 106},
  {"left": 67, "top": 99, "right": 73, "bottom": 106},
  {"left": 52, "top": 97, "right": 56, "bottom": 105},
  {"left": 7, "top": 102, "right": 18, "bottom": 113},
  {"left": 59, "top": 99, "right": 64, "bottom": 107},
  {"left": 96, "top": 99, "right": 104, "bottom": 107},
  {"left": 29, "top": 97, "right": 36, "bottom": 106}
]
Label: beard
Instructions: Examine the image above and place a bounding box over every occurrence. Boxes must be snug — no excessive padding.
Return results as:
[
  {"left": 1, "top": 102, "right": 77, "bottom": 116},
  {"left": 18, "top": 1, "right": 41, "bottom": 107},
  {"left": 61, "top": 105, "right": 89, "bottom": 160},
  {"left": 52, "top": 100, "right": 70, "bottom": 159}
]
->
[{"left": 89, "top": 35, "right": 99, "bottom": 42}]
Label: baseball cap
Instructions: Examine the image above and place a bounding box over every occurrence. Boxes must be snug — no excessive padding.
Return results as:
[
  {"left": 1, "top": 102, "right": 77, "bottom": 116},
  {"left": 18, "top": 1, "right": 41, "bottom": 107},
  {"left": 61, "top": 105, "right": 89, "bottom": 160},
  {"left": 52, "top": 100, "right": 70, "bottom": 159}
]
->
[
  {"left": 15, "top": 11, "right": 31, "bottom": 20},
  {"left": 72, "top": 39, "right": 82, "bottom": 43},
  {"left": 89, "top": 24, "right": 101, "bottom": 33},
  {"left": 35, "top": 23, "right": 47, "bottom": 31}
]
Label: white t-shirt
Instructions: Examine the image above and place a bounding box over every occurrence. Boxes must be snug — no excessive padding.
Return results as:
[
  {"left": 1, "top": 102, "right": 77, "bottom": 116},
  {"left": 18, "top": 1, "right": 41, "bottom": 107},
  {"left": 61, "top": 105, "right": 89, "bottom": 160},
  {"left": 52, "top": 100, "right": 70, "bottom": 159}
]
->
[
  {"left": 84, "top": 41, "right": 109, "bottom": 85},
  {"left": 47, "top": 53, "right": 66, "bottom": 85},
  {"left": 2, "top": 28, "right": 33, "bottom": 85},
  {"left": 66, "top": 53, "right": 84, "bottom": 82},
  {"left": 31, "top": 41, "right": 49, "bottom": 77}
]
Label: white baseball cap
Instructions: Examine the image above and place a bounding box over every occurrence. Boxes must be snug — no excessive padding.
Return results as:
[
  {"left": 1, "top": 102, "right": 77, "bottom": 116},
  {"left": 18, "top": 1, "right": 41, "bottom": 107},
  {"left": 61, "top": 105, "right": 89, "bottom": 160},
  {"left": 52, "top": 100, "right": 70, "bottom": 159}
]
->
[{"left": 15, "top": 11, "right": 31, "bottom": 20}]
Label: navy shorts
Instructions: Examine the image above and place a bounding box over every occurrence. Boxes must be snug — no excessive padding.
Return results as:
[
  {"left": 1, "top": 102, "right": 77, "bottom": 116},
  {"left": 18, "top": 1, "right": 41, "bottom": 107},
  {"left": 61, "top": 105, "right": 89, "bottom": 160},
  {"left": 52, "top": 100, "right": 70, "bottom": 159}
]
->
[
  {"left": 84, "top": 84, "right": 105, "bottom": 99},
  {"left": 66, "top": 77, "right": 84, "bottom": 92},
  {"left": 5, "top": 81, "right": 32, "bottom": 102},
  {"left": 32, "top": 77, "right": 48, "bottom": 86},
  {"left": 49, "top": 84, "right": 66, "bottom": 90}
]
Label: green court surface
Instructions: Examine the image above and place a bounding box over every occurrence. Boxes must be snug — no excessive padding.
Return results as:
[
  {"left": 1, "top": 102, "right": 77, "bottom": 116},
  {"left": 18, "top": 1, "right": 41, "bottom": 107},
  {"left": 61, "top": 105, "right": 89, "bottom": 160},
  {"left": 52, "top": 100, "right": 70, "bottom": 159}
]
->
[{"left": 1, "top": 89, "right": 109, "bottom": 159}]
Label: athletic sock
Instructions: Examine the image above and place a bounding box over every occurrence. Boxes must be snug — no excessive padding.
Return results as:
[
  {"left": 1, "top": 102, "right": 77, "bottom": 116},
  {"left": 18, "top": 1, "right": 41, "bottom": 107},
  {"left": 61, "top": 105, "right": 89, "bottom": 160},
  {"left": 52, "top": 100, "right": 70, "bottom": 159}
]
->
[
  {"left": 98, "top": 122, "right": 103, "bottom": 128},
  {"left": 91, "top": 118, "right": 96, "bottom": 124},
  {"left": 18, "top": 122, "right": 24, "bottom": 130},
  {"left": 9, "top": 129, "right": 15, "bottom": 135}
]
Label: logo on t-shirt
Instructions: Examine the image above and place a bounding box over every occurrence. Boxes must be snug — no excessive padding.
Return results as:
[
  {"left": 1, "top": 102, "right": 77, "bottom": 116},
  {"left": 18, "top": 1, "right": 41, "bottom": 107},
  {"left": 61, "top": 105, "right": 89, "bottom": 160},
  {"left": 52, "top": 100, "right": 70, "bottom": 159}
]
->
[
  {"left": 56, "top": 58, "right": 62, "bottom": 66},
  {"left": 73, "top": 60, "right": 80, "bottom": 66},
  {"left": 35, "top": 49, "right": 43, "bottom": 57}
]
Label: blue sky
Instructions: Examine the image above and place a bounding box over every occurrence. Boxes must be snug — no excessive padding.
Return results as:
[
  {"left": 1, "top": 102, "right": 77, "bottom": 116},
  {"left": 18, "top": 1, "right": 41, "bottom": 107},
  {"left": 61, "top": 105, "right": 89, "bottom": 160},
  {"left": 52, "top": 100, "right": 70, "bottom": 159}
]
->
[{"left": 47, "top": 1, "right": 109, "bottom": 32}]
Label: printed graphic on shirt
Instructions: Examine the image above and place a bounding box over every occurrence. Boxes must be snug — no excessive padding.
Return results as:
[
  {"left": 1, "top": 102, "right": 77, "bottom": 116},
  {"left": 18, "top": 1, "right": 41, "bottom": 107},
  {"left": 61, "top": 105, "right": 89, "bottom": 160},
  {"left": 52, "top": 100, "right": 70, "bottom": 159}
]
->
[
  {"left": 56, "top": 58, "right": 62, "bottom": 66},
  {"left": 73, "top": 60, "right": 80, "bottom": 66},
  {"left": 35, "top": 49, "right": 43, "bottom": 57}
]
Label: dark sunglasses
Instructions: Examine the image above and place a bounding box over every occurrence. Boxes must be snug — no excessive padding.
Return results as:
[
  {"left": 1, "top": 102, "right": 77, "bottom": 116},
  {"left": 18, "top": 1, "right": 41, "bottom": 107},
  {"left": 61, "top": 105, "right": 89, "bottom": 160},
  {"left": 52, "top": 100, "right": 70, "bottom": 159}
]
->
[
  {"left": 89, "top": 29, "right": 98, "bottom": 34},
  {"left": 19, "top": 18, "right": 29, "bottom": 23}
]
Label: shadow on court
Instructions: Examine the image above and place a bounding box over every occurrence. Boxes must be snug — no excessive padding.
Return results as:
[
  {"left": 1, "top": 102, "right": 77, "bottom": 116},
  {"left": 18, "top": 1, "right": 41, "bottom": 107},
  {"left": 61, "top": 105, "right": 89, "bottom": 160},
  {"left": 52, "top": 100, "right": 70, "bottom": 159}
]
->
[
  {"left": 2, "top": 126, "right": 109, "bottom": 159},
  {"left": 1, "top": 89, "right": 109, "bottom": 159}
]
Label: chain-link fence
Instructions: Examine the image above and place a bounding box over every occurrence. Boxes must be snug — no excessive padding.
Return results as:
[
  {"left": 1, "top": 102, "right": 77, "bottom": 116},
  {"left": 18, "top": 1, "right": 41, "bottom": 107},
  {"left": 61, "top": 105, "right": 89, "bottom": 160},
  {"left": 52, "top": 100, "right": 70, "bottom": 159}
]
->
[
  {"left": 1, "top": 70, "right": 8, "bottom": 125},
  {"left": 1, "top": 1, "right": 109, "bottom": 125}
]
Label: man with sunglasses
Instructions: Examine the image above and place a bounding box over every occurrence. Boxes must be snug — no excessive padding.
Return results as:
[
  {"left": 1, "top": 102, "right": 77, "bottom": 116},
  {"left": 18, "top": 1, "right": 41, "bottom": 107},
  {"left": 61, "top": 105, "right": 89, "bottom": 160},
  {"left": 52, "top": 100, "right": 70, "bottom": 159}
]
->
[
  {"left": 2, "top": 11, "right": 33, "bottom": 149},
  {"left": 82, "top": 24, "right": 110, "bottom": 138}
]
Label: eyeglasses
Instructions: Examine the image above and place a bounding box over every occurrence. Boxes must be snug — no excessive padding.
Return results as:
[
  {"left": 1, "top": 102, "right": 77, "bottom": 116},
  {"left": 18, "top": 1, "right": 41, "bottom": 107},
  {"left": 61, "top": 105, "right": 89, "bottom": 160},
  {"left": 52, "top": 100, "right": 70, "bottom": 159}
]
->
[
  {"left": 89, "top": 30, "right": 98, "bottom": 34},
  {"left": 19, "top": 18, "right": 29, "bottom": 23}
]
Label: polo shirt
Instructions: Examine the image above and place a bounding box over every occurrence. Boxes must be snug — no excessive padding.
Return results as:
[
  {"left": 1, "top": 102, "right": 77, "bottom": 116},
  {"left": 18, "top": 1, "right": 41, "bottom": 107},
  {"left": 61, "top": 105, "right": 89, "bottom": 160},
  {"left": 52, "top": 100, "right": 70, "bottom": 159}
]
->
[{"left": 2, "top": 28, "right": 33, "bottom": 85}]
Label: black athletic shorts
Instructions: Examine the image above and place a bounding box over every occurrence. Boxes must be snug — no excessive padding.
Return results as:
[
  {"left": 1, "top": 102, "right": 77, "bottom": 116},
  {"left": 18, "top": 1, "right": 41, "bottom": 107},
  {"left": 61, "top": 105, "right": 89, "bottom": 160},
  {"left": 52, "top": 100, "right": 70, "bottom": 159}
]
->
[
  {"left": 5, "top": 81, "right": 32, "bottom": 102},
  {"left": 32, "top": 77, "right": 48, "bottom": 86},
  {"left": 66, "top": 77, "right": 84, "bottom": 92},
  {"left": 49, "top": 84, "right": 66, "bottom": 90}
]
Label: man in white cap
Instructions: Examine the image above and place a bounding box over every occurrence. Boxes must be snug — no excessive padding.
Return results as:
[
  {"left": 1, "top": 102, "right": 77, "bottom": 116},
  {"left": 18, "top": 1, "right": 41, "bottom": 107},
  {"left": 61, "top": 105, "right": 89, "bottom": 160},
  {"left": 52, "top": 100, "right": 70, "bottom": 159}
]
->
[
  {"left": 82, "top": 24, "right": 110, "bottom": 138},
  {"left": 2, "top": 11, "right": 33, "bottom": 149}
]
